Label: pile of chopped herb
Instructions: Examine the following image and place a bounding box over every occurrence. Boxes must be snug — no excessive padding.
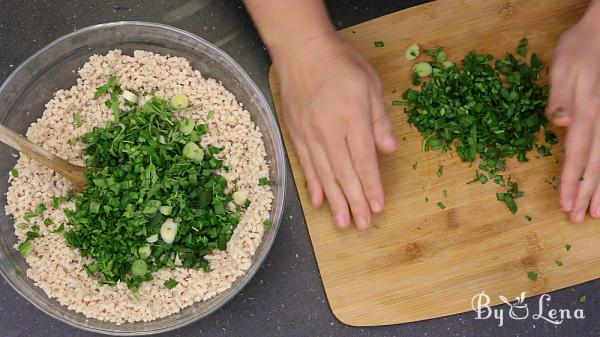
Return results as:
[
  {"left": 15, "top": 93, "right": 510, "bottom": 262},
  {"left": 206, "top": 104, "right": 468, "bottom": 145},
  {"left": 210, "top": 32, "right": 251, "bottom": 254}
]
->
[
  {"left": 63, "top": 77, "right": 246, "bottom": 289},
  {"left": 401, "top": 39, "right": 555, "bottom": 213}
]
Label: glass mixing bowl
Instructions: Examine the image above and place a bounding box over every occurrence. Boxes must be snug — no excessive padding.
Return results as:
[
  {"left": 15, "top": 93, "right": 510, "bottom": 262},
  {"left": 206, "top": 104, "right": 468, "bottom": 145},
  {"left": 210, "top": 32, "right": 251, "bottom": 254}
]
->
[{"left": 0, "top": 22, "right": 286, "bottom": 335}]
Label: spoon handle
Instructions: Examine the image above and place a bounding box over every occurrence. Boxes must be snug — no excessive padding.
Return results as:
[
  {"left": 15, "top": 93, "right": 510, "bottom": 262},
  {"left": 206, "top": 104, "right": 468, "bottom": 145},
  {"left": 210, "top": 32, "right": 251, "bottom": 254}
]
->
[{"left": 0, "top": 123, "right": 87, "bottom": 190}]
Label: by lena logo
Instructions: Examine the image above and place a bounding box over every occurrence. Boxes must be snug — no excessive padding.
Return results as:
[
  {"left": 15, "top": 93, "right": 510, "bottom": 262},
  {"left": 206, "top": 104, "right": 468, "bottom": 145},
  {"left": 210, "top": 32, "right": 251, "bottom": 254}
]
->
[{"left": 471, "top": 291, "right": 585, "bottom": 327}]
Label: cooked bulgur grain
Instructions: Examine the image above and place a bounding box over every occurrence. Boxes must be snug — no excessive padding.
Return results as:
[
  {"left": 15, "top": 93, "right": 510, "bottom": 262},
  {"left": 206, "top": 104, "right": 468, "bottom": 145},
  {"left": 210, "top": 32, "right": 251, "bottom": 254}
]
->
[{"left": 5, "top": 50, "right": 273, "bottom": 324}]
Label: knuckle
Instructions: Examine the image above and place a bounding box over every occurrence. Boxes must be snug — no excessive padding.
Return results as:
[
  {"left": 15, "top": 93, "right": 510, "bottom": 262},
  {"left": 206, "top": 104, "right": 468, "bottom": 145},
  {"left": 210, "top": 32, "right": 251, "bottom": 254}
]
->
[{"left": 315, "top": 168, "right": 335, "bottom": 183}]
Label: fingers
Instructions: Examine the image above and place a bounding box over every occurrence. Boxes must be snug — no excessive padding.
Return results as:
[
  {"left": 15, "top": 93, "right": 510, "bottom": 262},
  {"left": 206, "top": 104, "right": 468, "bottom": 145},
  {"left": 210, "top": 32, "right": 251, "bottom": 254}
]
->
[
  {"left": 347, "top": 108, "right": 385, "bottom": 214},
  {"left": 293, "top": 140, "right": 324, "bottom": 207},
  {"left": 309, "top": 143, "right": 351, "bottom": 229},
  {"left": 560, "top": 113, "right": 593, "bottom": 214},
  {"left": 318, "top": 137, "right": 373, "bottom": 230},
  {"left": 547, "top": 63, "right": 576, "bottom": 127},
  {"left": 368, "top": 83, "right": 397, "bottom": 153},
  {"left": 560, "top": 75, "right": 597, "bottom": 217},
  {"left": 570, "top": 117, "right": 600, "bottom": 223}
]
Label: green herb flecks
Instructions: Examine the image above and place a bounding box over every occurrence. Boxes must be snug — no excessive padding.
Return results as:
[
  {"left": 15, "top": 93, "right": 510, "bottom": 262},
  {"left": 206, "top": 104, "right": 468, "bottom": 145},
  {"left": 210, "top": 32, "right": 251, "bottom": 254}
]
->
[
  {"left": 545, "top": 176, "right": 560, "bottom": 191},
  {"left": 566, "top": 244, "right": 572, "bottom": 252},
  {"left": 495, "top": 180, "right": 524, "bottom": 214},
  {"left": 528, "top": 271, "right": 538, "bottom": 281},
  {"left": 436, "top": 201, "right": 446, "bottom": 209},
  {"left": 373, "top": 41, "right": 384, "bottom": 48},
  {"left": 555, "top": 259, "right": 564, "bottom": 267},
  {"left": 73, "top": 112, "right": 84, "bottom": 127},
  {"left": 10, "top": 168, "right": 18, "bottom": 177},
  {"left": 579, "top": 295, "right": 587, "bottom": 304},
  {"left": 537, "top": 145, "right": 551, "bottom": 157},
  {"left": 517, "top": 38, "right": 529, "bottom": 57}
]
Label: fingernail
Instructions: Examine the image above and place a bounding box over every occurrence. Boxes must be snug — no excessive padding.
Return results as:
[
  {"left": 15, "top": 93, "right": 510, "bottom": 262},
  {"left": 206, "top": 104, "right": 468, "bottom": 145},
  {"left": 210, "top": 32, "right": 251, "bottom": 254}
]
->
[
  {"left": 311, "top": 193, "right": 319, "bottom": 207},
  {"left": 335, "top": 214, "right": 348, "bottom": 228},
  {"left": 563, "top": 198, "right": 574, "bottom": 212},
  {"left": 370, "top": 200, "right": 383, "bottom": 213},
  {"left": 382, "top": 133, "right": 398, "bottom": 150},
  {"left": 595, "top": 205, "right": 600, "bottom": 218},
  {"left": 356, "top": 215, "right": 370, "bottom": 230},
  {"left": 550, "top": 107, "right": 566, "bottom": 120},
  {"left": 575, "top": 210, "right": 586, "bottom": 223}
]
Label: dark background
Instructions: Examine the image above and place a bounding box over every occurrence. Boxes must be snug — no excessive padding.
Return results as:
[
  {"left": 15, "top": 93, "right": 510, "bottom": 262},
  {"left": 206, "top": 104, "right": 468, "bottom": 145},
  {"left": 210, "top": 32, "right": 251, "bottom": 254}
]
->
[{"left": 0, "top": 1, "right": 599, "bottom": 336}]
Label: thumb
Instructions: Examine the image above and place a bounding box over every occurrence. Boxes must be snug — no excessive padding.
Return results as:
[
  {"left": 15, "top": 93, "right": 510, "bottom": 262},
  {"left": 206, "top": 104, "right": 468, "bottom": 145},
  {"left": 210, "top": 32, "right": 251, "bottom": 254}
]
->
[
  {"left": 546, "top": 65, "right": 574, "bottom": 127},
  {"left": 369, "top": 85, "right": 397, "bottom": 153}
]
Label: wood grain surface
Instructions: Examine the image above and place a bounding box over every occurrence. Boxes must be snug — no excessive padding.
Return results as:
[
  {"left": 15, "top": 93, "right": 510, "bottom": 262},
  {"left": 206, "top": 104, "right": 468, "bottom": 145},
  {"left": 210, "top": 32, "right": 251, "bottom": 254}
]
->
[{"left": 269, "top": 0, "right": 592, "bottom": 326}]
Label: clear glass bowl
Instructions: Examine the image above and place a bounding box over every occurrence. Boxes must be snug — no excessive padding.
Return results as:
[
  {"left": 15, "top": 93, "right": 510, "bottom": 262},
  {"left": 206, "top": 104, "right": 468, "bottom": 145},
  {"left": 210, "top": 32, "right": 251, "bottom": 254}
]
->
[{"left": 0, "top": 22, "right": 286, "bottom": 335}]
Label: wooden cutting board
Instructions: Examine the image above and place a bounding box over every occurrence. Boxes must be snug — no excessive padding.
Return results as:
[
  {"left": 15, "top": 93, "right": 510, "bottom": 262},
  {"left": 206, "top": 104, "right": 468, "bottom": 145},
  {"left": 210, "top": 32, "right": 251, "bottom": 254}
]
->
[{"left": 268, "top": 0, "right": 593, "bottom": 326}]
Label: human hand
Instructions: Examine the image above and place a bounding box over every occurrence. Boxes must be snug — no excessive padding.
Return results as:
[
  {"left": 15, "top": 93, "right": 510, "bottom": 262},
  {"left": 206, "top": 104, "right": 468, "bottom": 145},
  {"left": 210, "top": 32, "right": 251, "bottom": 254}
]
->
[
  {"left": 273, "top": 33, "right": 397, "bottom": 230},
  {"left": 547, "top": 1, "right": 600, "bottom": 223}
]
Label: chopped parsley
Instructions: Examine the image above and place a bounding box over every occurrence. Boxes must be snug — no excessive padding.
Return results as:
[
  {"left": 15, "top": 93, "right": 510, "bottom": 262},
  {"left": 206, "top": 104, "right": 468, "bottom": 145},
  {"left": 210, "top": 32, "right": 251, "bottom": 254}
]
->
[
  {"left": 164, "top": 279, "right": 178, "bottom": 289},
  {"left": 402, "top": 41, "right": 549, "bottom": 214},
  {"left": 373, "top": 41, "right": 384, "bottom": 48},
  {"left": 63, "top": 76, "right": 243, "bottom": 290}
]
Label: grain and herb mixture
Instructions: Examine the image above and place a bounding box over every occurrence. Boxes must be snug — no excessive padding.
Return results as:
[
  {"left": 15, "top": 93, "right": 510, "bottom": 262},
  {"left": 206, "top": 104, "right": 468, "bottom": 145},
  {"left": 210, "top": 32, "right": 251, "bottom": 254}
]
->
[{"left": 5, "top": 50, "right": 273, "bottom": 323}]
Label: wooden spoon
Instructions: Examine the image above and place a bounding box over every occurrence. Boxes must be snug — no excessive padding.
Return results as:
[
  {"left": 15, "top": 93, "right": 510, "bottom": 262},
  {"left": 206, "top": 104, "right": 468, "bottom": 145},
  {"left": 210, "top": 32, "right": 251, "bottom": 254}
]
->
[{"left": 0, "top": 124, "right": 87, "bottom": 191}]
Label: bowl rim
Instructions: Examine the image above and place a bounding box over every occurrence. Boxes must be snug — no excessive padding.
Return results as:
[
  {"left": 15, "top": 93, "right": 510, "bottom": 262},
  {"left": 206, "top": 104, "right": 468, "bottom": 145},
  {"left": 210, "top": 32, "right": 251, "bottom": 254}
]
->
[{"left": 0, "top": 21, "right": 287, "bottom": 335}]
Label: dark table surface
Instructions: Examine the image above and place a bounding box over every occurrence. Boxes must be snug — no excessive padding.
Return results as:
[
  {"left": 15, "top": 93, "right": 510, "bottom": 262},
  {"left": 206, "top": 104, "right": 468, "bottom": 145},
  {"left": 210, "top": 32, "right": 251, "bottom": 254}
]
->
[{"left": 1, "top": 1, "right": 599, "bottom": 336}]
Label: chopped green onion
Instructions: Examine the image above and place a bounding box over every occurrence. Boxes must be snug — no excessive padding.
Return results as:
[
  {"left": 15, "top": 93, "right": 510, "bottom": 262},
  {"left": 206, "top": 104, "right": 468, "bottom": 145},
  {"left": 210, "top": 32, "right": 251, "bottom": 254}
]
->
[
  {"left": 182, "top": 142, "right": 204, "bottom": 163},
  {"left": 138, "top": 245, "right": 152, "bottom": 259},
  {"left": 10, "top": 168, "right": 18, "bottom": 177},
  {"left": 404, "top": 43, "right": 420, "bottom": 60},
  {"left": 146, "top": 234, "right": 159, "bottom": 244},
  {"left": 413, "top": 62, "right": 433, "bottom": 77},
  {"left": 73, "top": 112, "right": 84, "bottom": 127},
  {"left": 18, "top": 241, "right": 33, "bottom": 257},
  {"left": 122, "top": 89, "right": 138, "bottom": 103},
  {"left": 131, "top": 259, "right": 148, "bottom": 277},
  {"left": 170, "top": 94, "right": 189, "bottom": 109},
  {"left": 179, "top": 118, "right": 195, "bottom": 135},
  {"left": 160, "top": 218, "right": 179, "bottom": 244},
  {"left": 233, "top": 190, "right": 249, "bottom": 206},
  {"left": 159, "top": 205, "right": 172, "bottom": 216}
]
